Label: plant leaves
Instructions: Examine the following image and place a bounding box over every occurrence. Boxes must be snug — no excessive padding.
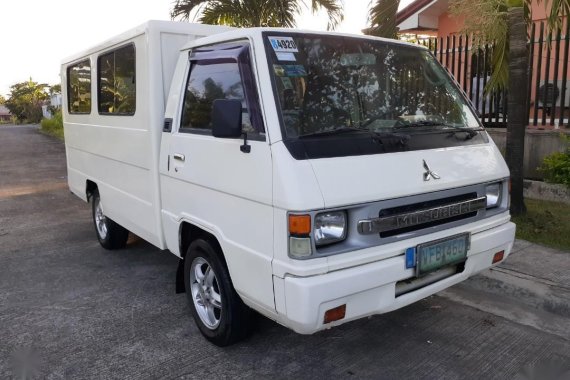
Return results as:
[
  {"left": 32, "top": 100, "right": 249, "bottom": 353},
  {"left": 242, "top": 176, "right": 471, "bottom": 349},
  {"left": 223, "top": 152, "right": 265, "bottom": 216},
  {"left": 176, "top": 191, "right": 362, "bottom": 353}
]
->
[{"left": 366, "top": 0, "right": 400, "bottom": 38}]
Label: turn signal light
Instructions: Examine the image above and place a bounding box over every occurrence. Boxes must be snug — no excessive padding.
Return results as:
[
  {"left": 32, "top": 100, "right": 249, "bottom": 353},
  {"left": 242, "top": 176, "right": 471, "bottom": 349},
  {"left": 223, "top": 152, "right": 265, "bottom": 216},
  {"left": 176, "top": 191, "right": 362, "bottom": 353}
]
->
[
  {"left": 324, "top": 304, "right": 346, "bottom": 324},
  {"left": 492, "top": 250, "right": 505, "bottom": 264},
  {"left": 289, "top": 214, "right": 311, "bottom": 235}
]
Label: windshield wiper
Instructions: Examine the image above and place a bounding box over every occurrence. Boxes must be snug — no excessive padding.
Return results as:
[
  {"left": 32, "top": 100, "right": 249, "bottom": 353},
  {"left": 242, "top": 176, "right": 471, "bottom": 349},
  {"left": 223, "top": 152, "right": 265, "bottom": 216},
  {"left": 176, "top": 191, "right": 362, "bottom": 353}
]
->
[
  {"left": 393, "top": 121, "right": 484, "bottom": 140},
  {"left": 393, "top": 120, "right": 455, "bottom": 130},
  {"left": 298, "top": 127, "right": 372, "bottom": 139}
]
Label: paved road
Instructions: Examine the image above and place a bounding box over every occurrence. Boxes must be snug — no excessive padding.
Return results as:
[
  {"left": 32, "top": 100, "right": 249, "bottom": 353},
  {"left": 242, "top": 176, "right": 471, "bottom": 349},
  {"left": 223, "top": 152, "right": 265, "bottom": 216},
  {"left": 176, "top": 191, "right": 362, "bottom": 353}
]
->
[{"left": 1, "top": 125, "right": 569, "bottom": 379}]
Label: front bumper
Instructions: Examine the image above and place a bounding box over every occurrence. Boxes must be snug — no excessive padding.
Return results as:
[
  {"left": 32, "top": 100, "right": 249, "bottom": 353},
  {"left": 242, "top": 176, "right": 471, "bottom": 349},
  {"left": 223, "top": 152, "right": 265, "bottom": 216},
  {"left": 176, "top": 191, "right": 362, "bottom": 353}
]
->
[{"left": 274, "top": 221, "right": 515, "bottom": 334}]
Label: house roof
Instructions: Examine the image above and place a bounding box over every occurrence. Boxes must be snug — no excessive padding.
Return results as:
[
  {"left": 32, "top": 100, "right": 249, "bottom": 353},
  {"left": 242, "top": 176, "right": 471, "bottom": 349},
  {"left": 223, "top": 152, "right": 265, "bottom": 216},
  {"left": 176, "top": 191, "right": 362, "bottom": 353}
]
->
[
  {"left": 0, "top": 105, "right": 11, "bottom": 116},
  {"left": 397, "top": 0, "right": 448, "bottom": 32},
  {"left": 396, "top": 0, "right": 434, "bottom": 25}
]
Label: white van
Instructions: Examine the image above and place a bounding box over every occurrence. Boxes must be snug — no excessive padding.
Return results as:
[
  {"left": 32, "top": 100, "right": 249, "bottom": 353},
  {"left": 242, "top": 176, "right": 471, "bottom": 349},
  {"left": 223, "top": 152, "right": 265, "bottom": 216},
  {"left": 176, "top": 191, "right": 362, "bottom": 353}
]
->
[{"left": 62, "top": 20, "right": 515, "bottom": 346}]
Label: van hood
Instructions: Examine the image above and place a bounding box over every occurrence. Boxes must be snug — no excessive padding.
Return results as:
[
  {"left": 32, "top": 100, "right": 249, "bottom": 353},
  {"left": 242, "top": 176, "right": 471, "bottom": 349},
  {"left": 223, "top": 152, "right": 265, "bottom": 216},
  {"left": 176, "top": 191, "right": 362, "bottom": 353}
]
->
[{"left": 308, "top": 143, "right": 509, "bottom": 208}]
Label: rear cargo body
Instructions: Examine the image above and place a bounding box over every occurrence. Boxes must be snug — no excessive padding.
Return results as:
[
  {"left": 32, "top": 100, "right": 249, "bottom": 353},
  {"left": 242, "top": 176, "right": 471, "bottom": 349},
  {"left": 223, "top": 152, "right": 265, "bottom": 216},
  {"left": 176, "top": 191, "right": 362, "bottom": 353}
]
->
[
  {"left": 61, "top": 21, "right": 230, "bottom": 249},
  {"left": 62, "top": 22, "right": 516, "bottom": 345}
]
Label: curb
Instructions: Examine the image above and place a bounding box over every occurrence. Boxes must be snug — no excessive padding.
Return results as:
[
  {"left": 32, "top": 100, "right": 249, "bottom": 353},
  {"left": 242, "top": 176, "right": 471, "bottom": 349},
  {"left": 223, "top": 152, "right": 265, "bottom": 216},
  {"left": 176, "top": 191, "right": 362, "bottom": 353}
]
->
[
  {"left": 439, "top": 240, "right": 570, "bottom": 340},
  {"left": 524, "top": 179, "right": 570, "bottom": 204}
]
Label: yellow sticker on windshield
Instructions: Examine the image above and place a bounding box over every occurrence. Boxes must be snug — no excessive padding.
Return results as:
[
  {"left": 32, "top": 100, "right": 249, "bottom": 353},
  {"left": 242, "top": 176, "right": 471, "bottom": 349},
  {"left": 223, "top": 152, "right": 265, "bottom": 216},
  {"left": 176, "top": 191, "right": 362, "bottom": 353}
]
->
[{"left": 273, "top": 65, "right": 285, "bottom": 76}]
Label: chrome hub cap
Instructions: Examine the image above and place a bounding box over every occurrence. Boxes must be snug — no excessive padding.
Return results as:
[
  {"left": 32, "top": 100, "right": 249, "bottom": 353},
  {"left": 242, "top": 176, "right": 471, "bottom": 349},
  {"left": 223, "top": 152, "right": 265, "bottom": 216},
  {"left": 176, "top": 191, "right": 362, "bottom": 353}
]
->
[
  {"left": 190, "top": 257, "right": 222, "bottom": 329},
  {"left": 94, "top": 198, "right": 108, "bottom": 240}
]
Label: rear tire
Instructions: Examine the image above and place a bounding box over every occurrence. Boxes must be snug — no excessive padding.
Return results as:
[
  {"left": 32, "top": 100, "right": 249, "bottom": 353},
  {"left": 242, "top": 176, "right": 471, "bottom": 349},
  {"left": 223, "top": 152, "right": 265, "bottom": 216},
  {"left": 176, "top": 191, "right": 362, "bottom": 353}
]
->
[
  {"left": 184, "top": 239, "right": 251, "bottom": 346},
  {"left": 91, "top": 190, "right": 129, "bottom": 250}
]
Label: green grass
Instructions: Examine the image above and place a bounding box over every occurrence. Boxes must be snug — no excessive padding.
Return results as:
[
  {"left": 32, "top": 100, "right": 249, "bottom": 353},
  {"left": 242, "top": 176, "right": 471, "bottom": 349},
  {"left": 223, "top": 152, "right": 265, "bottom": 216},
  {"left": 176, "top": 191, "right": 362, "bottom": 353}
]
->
[
  {"left": 512, "top": 199, "right": 570, "bottom": 251},
  {"left": 40, "top": 111, "right": 64, "bottom": 140}
]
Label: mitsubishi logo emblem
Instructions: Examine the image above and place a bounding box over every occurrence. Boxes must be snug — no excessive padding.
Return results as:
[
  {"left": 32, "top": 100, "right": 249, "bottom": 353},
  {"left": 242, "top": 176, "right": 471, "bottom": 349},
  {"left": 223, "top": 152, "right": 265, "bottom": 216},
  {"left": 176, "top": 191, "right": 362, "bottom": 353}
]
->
[{"left": 423, "top": 160, "right": 440, "bottom": 181}]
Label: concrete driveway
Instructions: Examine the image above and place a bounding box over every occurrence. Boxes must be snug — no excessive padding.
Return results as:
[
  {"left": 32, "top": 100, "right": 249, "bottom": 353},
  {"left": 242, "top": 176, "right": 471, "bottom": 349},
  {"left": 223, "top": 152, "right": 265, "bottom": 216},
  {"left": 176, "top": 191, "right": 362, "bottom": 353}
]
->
[{"left": 1, "top": 125, "right": 569, "bottom": 379}]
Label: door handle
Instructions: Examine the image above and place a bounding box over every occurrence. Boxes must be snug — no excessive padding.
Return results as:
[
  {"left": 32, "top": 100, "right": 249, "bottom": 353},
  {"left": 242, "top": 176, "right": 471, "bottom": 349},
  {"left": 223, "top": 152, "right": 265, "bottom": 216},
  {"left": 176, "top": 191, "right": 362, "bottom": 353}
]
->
[{"left": 173, "top": 153, "right": 185, "bottom": 162}]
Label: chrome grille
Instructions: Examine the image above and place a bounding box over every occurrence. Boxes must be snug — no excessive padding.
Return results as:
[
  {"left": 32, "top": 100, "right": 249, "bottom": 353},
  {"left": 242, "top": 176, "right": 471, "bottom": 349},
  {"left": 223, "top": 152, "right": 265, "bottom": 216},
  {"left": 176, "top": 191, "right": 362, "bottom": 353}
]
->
[{"left": 358, "top": 194, "right": 486, "bottom": 237}]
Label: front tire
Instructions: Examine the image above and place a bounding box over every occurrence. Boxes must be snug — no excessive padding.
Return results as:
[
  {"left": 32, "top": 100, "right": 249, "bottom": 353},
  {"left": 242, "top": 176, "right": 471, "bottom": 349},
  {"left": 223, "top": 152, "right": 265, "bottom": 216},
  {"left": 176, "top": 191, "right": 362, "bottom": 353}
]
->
[
  {"left": 91, "top": 190, "right": 129, "bottom": 250},
  {"left": 184, "top": 239, "right": 251, "bottom": 346}
]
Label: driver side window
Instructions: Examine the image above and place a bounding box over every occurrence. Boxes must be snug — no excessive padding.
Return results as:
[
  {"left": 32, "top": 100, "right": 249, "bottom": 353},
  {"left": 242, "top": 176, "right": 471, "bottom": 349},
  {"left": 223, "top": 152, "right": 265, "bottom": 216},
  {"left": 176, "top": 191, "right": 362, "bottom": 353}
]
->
[{"left": 180, "top": 61, "right": 254, "bottom": 134}]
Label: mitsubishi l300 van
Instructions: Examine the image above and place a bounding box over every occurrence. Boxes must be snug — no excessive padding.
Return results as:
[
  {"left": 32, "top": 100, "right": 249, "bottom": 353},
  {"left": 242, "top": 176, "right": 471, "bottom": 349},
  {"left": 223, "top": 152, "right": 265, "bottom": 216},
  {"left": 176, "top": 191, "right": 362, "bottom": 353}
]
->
[{"left": 61, "top": 21, "right": 515, "bottom": 346}]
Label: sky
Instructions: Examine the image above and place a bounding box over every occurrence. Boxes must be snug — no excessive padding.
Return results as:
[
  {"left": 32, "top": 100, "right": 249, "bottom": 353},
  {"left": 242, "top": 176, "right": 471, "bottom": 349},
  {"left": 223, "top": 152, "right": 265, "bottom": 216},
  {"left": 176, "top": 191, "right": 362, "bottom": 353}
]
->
[{"left": 0, "top": 0, "right": 413, "bottom": 97}]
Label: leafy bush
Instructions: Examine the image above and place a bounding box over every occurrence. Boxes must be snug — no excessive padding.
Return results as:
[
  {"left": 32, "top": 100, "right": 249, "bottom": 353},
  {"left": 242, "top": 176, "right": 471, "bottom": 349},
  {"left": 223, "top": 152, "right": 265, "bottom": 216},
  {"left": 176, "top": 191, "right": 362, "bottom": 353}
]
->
[
  {"left": 40, "top": 110, "right": 64, "bottom": 140},
  {"left": 5, "top": 79, "right": 49, "bottom": 123},
  {"left": 539, "top": 134, "right": 570, "bottom": 187}
]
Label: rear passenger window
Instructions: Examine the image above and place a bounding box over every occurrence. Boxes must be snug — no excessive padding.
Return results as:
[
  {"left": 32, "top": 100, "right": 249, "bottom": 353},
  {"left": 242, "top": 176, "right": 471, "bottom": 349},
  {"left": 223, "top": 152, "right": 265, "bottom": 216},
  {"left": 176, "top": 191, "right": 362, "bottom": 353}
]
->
[
  {"left": 67, "top": 60, "right": 91, "bottom": 114},
  {"left": 97, "top": 44, "right": 136, "bottom": 115},
  {"left": 180, "top": 61, "right": 253, "bottom": 133}
]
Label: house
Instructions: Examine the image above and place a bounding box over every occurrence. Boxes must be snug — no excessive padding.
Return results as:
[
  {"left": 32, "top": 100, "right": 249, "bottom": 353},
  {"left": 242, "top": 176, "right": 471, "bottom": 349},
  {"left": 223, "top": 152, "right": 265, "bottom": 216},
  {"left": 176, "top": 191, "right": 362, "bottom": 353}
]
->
[
  {"left": 0, "top": 104, "right": 11, "bottom": 123},
  {"left": 50, "top": 92, "right": 62, "bottom": 109},
  {"left": 42, "top": 92, "right": 62, "bottom": 119},
  {"left": 397, "top": 0, "right": 565, "bottom": 38},
  {"left": 396, "top": 0, "right": 570, "bottom": 129}
]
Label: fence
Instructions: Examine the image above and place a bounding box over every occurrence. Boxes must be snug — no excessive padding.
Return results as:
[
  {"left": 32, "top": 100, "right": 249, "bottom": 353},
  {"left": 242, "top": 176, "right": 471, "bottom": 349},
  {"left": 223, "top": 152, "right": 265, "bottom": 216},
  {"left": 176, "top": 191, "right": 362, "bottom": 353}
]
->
[{"left": 419, "top": 20, "right": 570, "bottom": 129}]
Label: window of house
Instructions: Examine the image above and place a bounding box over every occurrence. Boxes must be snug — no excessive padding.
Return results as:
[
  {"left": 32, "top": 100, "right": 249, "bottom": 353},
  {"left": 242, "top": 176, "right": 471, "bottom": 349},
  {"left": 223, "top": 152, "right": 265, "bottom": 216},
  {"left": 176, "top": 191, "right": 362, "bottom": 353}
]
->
[
  {"left": 180, "top": 61, "right": 254, "bottom": 134},
  {"left": 97, "top": 44, "right": 136, "bottom": 115},
  {"left": 67, "top": 60, "right": 91, "bottom": 114}
]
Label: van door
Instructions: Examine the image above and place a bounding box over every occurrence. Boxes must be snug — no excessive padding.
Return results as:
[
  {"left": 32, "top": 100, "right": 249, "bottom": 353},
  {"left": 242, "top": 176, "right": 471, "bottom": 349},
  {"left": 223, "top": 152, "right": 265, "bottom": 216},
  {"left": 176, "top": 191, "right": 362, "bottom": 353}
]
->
[{"left": 159, "top": 42, "right": 275, "bottom": 311}]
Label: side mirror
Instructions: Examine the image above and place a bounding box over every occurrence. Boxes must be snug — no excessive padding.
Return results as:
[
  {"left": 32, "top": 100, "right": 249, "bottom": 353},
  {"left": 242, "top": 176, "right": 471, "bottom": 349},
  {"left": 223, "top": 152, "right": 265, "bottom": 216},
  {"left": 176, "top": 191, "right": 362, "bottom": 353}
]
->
[{"left": 212, "top": 99, "right": 242, "bottom": 138}]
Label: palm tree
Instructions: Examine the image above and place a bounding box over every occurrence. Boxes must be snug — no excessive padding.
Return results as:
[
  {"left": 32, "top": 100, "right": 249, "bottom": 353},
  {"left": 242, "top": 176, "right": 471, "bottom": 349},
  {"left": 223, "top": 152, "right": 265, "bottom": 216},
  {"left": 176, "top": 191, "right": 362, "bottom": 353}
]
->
[
  {"left": 542, "top": 0, "right": 570, "bottom": 31},
  {"left": 367, "top": 0, "right": 400, "bottom": 38},
  {"left": 505, "top": 3, "right": 529, "bottom": 215},
  {"left": 171, "top": 0, "right": 344, "bottom": 30}
]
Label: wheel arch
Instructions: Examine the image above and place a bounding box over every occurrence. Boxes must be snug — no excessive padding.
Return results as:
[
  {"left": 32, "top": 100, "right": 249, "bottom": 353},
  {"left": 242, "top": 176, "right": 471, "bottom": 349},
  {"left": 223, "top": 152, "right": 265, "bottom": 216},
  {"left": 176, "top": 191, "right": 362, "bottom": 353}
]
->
[
  {"left": 86, "top": 180, "right": 98, "bottom": 202},
  {"left": 175, "top": 221, "right": 227, "bottom": 294}
]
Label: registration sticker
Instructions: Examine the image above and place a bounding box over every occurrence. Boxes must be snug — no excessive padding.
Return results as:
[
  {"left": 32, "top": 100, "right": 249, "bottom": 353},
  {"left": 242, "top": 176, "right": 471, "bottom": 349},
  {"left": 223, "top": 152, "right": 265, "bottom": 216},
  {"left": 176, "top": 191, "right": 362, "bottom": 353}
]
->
[
  {"left": 273, "top": 65, "right": 285, "bottom": 76},
  {"left": 268, "top": 36, "right": 299, "bottom": 52},
  {"left": 276, "top": 52, "right": 296, "bottom": 61}
]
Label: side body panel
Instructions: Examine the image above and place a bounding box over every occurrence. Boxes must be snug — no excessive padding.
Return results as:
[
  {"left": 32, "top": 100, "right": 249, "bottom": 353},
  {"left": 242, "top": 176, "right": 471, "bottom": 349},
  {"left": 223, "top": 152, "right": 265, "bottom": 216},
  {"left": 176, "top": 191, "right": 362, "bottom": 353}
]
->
[{"left": 160, "top": 41, "right": 276, "bottom": 312}]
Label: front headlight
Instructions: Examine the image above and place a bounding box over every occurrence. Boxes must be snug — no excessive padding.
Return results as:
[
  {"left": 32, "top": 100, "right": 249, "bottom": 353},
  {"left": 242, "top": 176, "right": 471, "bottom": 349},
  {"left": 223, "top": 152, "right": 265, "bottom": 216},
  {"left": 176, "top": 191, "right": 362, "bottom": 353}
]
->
[
  {"left": 314, "top": 211, "right": 347, "bottom": 246},
  {"left": 485, "top": 182, "right": 502, "bottom": 208}
]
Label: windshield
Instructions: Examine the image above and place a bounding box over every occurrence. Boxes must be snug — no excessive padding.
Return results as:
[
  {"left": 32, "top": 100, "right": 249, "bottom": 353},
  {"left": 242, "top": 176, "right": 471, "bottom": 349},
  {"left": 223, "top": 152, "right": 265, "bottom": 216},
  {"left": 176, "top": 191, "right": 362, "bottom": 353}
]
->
[{"left": 264, "top": 33, "right": 485, "bottom": 159}]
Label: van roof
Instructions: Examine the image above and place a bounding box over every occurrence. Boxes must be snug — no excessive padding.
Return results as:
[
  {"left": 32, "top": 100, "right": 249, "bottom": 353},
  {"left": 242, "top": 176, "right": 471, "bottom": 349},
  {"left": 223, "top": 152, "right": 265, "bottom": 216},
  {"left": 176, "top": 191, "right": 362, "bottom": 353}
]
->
[
  {"left": 61, "top": 20, "right": 232, "bottom": 65},
  {"left": 179, "top": 26, "right": 426, "bottom": 52},
  {"left": 61, "top": 21, "right": 426, "bottom": 65}
]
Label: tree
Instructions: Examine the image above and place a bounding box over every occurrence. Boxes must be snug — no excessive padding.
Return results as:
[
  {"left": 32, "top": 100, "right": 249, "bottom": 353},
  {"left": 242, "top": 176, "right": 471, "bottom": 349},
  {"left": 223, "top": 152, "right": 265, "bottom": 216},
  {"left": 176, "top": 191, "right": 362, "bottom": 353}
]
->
[
  {"left": 450, "top": 0, "right": 529, "bottom": 214},
  {"left": 4, "top": 79, "right": 49, "bottom": 124},
  {"left": 449, "top": 0, "right": 567, "bottom": 215},
  {"left": 449, "top": 0, "right": 570, "bottom": 91},
  {"left": 49, "top": 84, "right": 61, "bottom": 95},
  {"left": 171, "top": 0, "right": 343, "bottom": 30},
  {"left": 367, "top": 0, "right": 400, "bottom": 38},
  {"left": 505, "top": 4, "right": 529, "bottom": 215},
  {"left": 542, "top": 0, "right": 570, "bottom": 31},
  {"left": 0, "top": 94, "right": 5, "bottom": 105}
]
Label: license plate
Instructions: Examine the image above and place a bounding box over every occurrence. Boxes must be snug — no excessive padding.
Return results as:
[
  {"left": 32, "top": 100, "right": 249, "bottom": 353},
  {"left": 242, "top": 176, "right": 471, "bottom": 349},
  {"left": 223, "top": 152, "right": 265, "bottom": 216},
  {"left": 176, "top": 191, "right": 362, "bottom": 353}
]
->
[{"left": 416, "top": 233, "right": 470, "bottom": 276}]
